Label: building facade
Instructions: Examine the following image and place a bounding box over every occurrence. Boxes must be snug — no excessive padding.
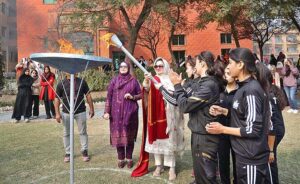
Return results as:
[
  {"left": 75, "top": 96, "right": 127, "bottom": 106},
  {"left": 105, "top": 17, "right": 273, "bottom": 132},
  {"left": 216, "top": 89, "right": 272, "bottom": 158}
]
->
[
  {"left": 1, "top": 0, "right": 17, "bottom": 73},
  {"left": 16, "top": 0, "right": 253, "bottom": 66},
  {"left": 253, "top": 30, "right": 300, "bottom": 63}
]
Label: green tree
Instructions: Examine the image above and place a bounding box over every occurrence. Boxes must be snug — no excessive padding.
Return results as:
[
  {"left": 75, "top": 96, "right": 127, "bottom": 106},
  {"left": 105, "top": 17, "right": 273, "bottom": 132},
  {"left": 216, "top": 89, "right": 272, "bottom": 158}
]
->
[
  {"left": 193, "top": 0, "right": 252, "bottom": 48},
  {"left": 137, "top": 12, "right": 164, "bottom": 60},
  {"left": 269, "top": 0, "right": 300, "bottom": 32},
  {"left": 57, "top": 0, "right": 154, "bottom": 75},
  {"left": 249, "top": 1, "right": 290, "bottom": 60},
  {"left": 154, "top": 0, "right": 192, "bottom": 63}
]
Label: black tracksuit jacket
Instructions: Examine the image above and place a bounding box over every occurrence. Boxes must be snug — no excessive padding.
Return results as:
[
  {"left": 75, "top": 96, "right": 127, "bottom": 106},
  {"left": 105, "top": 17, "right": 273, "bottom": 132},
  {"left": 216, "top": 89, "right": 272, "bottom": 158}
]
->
[
  {"left": 230, "top": 77, "right": 270, "bottom": 165},
  {"left": 174, "top": 76, "right": 221, "bottom": 155}
]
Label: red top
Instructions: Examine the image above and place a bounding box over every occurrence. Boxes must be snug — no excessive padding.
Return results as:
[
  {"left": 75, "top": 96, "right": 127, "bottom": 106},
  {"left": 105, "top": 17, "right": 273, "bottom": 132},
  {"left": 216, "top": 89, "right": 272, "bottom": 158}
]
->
[{"left": 39, "top": 73, "right": 56, "bottom": 100}]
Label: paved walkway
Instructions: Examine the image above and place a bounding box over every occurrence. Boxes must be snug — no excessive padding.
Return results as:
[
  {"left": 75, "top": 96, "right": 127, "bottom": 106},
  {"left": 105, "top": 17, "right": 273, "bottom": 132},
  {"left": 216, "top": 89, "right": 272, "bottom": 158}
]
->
[
  {"left": 0, "top": 101, "right": 143, "bottom": 123},
  {"left": 0, "top": 103, "right": 106, "bottom": 123}
]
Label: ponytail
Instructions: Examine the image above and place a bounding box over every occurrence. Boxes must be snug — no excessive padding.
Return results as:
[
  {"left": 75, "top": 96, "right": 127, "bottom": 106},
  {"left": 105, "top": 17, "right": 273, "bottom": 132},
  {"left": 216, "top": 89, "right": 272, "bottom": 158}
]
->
[{"left": 198, "top": 51, "right": 226, "bottom": 91}]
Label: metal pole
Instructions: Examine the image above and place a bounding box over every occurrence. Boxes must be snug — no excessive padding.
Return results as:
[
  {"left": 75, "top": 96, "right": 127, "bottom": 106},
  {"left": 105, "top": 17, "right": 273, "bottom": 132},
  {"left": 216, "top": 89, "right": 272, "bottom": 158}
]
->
[
  {"left": 120, "top": 46, "right": 158, "bottom": 84},
  {"left": 70, "top": 74, "right": 75, "bottom": 184}
]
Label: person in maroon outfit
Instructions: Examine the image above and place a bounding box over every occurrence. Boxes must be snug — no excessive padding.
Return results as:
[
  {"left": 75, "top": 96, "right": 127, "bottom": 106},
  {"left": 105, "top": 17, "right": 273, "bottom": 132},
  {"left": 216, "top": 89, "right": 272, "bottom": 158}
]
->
[{"left": 103, "top": 62, "right": 142, "bottom": 168}]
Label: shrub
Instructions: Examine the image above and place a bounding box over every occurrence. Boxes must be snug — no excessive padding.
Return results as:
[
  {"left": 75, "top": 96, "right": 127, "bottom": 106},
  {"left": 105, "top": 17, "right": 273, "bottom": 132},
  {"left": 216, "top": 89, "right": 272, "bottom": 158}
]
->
[
  {"left": 79, "top": 68, "right": 114, "bottom": 91},
  {"left": 134, "top": 66, "right": 156, "bottom": 84}
]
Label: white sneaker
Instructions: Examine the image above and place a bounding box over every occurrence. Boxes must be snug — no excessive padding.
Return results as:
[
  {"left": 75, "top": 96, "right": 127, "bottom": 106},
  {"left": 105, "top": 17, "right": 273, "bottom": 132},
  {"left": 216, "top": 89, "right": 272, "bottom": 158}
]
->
[
  {"left": 24, "top": 119, "right": 30, "bottom": 123},
  {"left": 293, "top": 110, "right": 298, "bottom": 114},
  {"left": 12, "top": 119, "right": 20, "bottom": 123},
  {"left": 287, "top": 109, "right": 293, "bottom": 113}
]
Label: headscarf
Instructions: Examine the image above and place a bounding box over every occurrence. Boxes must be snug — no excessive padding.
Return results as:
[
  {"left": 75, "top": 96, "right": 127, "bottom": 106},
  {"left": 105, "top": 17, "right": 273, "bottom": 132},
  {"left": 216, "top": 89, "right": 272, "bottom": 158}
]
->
[
  {"left": 154, "top": 57, "right": 174, "bottom": 91},
  {"left": 18, "top": 68, "right": 33, "bottom": 86},
  {"left": 117, "top": 62, "right": 133, "bottom": 89}
]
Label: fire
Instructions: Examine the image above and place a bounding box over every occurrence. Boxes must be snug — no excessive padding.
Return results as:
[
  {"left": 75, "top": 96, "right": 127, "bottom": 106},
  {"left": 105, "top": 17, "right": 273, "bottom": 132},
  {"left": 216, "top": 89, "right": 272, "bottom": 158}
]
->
[
  {"left": 100, "top": 33, "right": 117, "bottom": 48},
  {"left": 57, "top": 38, "right": 84, "bottom": 55}
]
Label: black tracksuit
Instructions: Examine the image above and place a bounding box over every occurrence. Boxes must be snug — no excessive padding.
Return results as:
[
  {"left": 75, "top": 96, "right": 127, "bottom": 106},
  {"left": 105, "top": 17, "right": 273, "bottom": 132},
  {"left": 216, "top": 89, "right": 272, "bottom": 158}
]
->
[
  {"left": 267, "top": 92, "right": 285, "bottom": 184},
  {"left": 174, "top": 76, "right": 221, "bottom": 184},
  {"left": 230, "top": 77, "right": 270, "bottom": 184},
  {"left": 218, "top": 88, "right": 238, "bottom": 184}
]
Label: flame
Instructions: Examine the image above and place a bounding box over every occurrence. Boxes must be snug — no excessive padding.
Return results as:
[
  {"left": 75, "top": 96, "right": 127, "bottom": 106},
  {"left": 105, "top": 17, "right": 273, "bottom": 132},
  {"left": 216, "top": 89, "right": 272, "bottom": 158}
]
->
[
  {"left": 100, "top": 33, "right": 117, "bottom": 48},
  {"left": 57, "top": 38, "right": 84, "bottom": 55}
]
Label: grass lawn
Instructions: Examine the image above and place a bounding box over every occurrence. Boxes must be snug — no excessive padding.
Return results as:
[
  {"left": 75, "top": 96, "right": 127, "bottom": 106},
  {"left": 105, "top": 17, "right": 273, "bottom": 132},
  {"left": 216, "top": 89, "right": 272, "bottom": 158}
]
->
[{"left": 0, "top": 111, "right": 300, "bottom": 184}]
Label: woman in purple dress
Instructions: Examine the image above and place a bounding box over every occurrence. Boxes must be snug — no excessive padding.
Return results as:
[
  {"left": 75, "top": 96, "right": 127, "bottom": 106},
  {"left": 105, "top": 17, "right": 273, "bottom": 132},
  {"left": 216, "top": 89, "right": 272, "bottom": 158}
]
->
[{"left": 103, "top": 62, "right": 142, "bottom": 168}]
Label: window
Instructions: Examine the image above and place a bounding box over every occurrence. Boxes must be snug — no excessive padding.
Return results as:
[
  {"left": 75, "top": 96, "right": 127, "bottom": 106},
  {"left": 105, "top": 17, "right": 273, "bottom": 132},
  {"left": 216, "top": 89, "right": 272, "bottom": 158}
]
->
[
  {"left": 173, "top": 50, "right": 185, "bottom": 64},
  {"left": 286, "top": 34, "right": 298, "bottom": 43},
  {"left": 9, "top": 6, "right": 16, "bottom": 17},
  {"left": 263, "top": 44, "right": 272, "bottom": 55},
  {"left": 1, "top": 2, "right": 6, "bottom": 14},
  {"left": 221, "top": 48, "right": 230, "bottom": 56},
  {"left": 43, "top": 37, "right": 48, "bottom": 49},
  {"left": 275, "top": 45, "right": 283, "bottom": 55},
  {"left": 9, "top": 30, "right": 16, "bottom": 39},
  {"left": 64, "top": 32, "right": 94, "bottom": 55},
  {"left": 172, "top": 35, "right": 185, "bottom": 45},
  {"left": 2, "top": 51, "right": 7, "bottom": 62},
  {"left": 220, "top": 33, "right": 232, "bottom": 44},
  {"left": 1, "top": 27, "right": 7, "bottom": 37},
  {"left": 43, "top": 0, "right": 57, "bottom": 4},
  {"left": 287, "top": 45, "right": 298, "bottom": 53},
  {"left": 275, "top": 35, "right": 283, "bottom": 44}
]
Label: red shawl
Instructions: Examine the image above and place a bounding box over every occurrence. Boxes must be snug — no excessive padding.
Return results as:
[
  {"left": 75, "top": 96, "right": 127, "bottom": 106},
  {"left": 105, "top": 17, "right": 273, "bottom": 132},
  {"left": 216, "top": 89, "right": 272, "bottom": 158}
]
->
[
  {"left": 131, "top": 76, "right": 168, "bottom": 177},
  {"left": 147, "top": 76, "right": 168, "bottom": 143}
]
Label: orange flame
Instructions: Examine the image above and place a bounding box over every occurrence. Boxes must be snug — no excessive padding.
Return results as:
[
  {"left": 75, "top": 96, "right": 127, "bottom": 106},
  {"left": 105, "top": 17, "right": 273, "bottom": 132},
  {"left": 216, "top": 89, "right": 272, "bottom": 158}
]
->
[
  {"left": 100, "top": 33, "right": 117, "bottom": 48},
  {"left": 57, "top": 38, "right": 84, "bottom": 55}
]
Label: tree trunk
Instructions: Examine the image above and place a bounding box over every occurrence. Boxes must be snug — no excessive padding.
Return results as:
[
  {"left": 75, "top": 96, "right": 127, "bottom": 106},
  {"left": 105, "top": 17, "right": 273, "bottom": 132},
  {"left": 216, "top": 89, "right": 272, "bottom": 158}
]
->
[
  {"left": 290, "top": 14, "right": 300, "bottom": 32},
  {"left": 151, "top": 49, "right": 157, "bottom": 60},
  {"left": 230, "top": 19, "right": 240, "bottom": 48},
  {"left": 119, "top": 1, "right": 153, "bottom": 76},
  {"left": 259, "top": 43, "right": 264, "bottom": 62},
  {"left": 127, "top": 29, "right": 138, "bottom": 76},
  {"left": 168, "top": 28, "right": 176, "bottom": 64}
]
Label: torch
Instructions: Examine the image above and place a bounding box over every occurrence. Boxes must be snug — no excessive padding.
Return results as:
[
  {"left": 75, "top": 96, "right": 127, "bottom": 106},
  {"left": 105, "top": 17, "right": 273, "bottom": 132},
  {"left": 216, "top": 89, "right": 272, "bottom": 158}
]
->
[{"left": 101, "top": 33, "right": 158, "bottom": 84}]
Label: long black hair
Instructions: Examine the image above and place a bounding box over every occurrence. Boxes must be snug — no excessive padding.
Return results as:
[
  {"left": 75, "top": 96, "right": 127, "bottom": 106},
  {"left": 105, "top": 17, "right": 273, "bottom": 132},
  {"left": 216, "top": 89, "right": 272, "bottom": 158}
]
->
[
  {"left": 230, "top": 48, "right": 271, "bottom": 94},
  {"left": 267, "top": 69, "right": 288, "bottom": 110},
  {"left": 197, "top": 51, "right": 226, "bottom": 91},
  {"left": 255, "top": 62, "right": 271, "bottom": 95},
  {"left": 229, "top": 48, "right": 257, "bottom": 75}
]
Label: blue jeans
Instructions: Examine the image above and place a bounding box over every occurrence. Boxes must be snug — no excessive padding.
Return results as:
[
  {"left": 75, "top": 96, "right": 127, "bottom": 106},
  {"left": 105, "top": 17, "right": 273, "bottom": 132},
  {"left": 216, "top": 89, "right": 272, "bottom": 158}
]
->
[{"left": 284, "top": 86, "right": 298, "bottom": 109}]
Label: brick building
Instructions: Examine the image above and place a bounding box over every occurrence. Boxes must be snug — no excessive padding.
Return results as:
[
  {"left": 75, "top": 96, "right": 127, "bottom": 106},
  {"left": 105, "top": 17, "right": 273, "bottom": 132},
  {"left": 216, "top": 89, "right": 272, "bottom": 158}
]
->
[
  {"left": 1, "top": 0, "right": 17, "bottom": 72},
  {"left": 16, "top": 0, "right": 253, "bottom": 66}
]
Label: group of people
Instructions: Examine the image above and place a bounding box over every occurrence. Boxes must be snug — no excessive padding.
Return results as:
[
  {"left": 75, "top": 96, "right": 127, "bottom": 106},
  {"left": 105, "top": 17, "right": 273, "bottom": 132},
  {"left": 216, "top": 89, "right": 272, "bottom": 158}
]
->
[
  {"left": 13, "top": 59, "right": 94, "bottom": 162},
  {"left": 11, "top": 48, "right": 298, "bottom": 183},
  {"left": 103, "top": 48, "right": 296, "bottom": 184},
  {"left": 12, "top": 63, "right": 56, "bottom": 123},
  {"left": 268, "top": 53, "right": 300, "bottom": 114}
]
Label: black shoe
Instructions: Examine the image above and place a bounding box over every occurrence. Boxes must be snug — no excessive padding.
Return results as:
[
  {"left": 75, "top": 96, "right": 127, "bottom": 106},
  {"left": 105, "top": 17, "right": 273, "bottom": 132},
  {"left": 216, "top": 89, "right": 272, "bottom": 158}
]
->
[{"left": 46, "top": 116, "right": 51, "bottom": 119}]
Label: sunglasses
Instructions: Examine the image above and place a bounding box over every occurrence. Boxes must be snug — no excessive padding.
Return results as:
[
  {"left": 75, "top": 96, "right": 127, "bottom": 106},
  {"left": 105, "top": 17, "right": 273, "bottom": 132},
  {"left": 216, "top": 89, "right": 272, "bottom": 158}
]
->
[
  {"left": 154, "top": 65, "right": 164, "bottom": 69},
  {"left": 119, "top": 65, "right": 128, "bottom": 68}
]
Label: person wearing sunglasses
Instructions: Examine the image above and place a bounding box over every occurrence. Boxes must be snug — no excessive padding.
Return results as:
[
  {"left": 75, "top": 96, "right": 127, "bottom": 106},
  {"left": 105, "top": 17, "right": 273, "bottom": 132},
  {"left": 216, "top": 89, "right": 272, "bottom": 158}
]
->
[
  {"left": 141, "top": 57, "right": 185, "bottom": 181},
  {"left": 103, "top": 62, "right": 142, "bottom": 169}
]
